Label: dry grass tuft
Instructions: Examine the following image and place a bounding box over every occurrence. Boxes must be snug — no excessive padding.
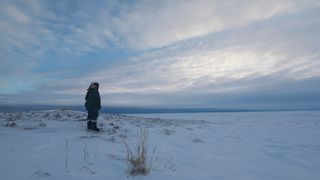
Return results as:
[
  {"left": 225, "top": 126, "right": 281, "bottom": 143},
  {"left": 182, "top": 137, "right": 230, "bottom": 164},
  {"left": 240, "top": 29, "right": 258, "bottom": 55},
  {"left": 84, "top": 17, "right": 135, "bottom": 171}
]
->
[{"left": 124, "top": 128, "right": 156, "bottom": 176}]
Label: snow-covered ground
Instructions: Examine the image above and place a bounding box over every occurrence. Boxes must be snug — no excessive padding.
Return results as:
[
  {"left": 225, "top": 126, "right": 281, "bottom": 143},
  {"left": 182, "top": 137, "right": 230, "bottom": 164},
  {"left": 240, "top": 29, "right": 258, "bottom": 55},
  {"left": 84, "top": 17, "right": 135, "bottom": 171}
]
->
[{"left": 0, "top": 110, "right": 319, "bottom": 180}]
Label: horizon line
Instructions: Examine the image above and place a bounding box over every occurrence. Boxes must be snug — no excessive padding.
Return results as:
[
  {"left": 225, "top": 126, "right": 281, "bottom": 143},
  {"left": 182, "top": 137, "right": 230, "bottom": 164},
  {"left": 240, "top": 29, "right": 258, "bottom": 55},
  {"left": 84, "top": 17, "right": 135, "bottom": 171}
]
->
[{"left": 0, "top": 104, "right": 319, "bottom": 113}]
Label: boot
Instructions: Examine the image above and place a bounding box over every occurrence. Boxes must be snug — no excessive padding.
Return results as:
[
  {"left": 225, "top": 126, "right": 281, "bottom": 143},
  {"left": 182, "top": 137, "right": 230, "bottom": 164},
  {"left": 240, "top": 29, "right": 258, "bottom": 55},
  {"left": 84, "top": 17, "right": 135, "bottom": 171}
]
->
[
  {"left": 91, "top": 122, "right": 100, "bottom": 132},
  {"left": 87, "top": 120, "right": 92, "bottom": 130}
]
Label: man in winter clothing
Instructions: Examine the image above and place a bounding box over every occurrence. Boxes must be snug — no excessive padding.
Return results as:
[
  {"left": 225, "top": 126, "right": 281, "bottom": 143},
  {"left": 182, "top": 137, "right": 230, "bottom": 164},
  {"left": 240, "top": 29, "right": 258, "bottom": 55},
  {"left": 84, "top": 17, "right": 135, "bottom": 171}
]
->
[{"left": 85, "top": 82, "right": 101, "bottom": 131}]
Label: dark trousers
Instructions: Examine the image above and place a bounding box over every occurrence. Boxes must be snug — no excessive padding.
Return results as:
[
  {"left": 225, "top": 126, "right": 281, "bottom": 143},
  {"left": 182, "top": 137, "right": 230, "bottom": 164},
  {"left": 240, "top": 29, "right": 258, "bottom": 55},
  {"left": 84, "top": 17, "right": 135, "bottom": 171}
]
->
[{"left": 87, "top": 110, "right": 99, "bottom": 122}]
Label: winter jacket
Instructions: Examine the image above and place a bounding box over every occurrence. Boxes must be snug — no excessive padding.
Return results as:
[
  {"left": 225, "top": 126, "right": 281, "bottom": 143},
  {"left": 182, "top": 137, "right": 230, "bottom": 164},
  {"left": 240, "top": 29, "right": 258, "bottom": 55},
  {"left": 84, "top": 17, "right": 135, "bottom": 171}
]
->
[{"left": 85, "top": 88, "right": 101, "bottom": 111}]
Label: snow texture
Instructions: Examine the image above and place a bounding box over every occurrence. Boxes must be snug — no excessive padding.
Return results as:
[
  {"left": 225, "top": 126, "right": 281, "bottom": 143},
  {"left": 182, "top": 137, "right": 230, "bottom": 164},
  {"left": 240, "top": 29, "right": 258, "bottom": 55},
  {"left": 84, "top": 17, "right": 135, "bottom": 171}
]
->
[{"left": 0, "top": 109, "right": 319, "bottom": 180}]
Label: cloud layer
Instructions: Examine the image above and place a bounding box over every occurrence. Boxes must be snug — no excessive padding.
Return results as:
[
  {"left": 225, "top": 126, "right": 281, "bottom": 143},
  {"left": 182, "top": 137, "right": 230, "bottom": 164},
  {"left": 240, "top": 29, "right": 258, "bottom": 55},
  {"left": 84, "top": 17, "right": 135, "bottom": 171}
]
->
[{"left": 0, "top": 0, "right": 320, "bottom": 109}]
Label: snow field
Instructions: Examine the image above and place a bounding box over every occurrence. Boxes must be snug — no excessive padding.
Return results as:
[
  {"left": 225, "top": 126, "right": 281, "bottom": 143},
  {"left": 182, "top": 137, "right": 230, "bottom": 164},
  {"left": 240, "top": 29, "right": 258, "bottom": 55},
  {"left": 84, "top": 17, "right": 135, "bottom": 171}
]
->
[{"left": 0, "top": 110, "right": 319, "bottom": 180}]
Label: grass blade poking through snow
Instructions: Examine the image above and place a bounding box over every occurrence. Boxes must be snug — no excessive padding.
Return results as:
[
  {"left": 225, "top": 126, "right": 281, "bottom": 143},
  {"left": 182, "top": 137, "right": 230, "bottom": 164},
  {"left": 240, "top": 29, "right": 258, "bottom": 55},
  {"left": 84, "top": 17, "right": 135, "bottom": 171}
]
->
[{"left": 65, "top": 139, "right": 68, "bottom": 170}]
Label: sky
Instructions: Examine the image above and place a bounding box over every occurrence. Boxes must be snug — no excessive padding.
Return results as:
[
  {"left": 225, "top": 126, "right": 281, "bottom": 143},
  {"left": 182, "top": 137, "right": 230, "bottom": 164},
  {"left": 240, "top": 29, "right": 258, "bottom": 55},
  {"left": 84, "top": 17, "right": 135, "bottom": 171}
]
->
[{"left": 0, "top": 0, "right": 320, "bottom": 110}]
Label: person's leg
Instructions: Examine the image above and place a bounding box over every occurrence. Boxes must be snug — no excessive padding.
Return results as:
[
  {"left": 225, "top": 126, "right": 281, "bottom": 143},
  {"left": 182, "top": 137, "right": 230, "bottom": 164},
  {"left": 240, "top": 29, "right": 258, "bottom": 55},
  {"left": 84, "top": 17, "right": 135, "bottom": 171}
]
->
[
  {"left": 90, "top": 110, "right": 100, "bottom": 131},
  {"left": 87, "top": 110, "right": 94, "bottom": 129}
]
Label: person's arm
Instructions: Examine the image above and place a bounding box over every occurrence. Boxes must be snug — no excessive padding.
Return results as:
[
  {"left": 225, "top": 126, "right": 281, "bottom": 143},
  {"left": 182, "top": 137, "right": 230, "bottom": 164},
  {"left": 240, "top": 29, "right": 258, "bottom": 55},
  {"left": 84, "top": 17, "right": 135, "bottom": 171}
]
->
[
  {"left": 97, "top": 91, "right": 101, "bottom": 110},
  {"left": 92, "top": 89, "right": 101, "bottom": 110}
]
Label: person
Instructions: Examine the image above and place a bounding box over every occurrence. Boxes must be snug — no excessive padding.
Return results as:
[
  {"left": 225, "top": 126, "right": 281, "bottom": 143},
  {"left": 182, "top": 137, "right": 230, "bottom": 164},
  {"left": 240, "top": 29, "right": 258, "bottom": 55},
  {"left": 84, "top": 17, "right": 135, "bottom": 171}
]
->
[{"left": 85, "top": 82, "right": 101, "bottom": 131}]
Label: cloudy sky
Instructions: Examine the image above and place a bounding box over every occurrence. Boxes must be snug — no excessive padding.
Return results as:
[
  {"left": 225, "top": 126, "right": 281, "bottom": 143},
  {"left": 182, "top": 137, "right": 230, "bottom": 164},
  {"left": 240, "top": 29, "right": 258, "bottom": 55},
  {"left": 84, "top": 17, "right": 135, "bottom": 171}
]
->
[{"left": 0, "top": 0, "right": 320, "bottom": 109}]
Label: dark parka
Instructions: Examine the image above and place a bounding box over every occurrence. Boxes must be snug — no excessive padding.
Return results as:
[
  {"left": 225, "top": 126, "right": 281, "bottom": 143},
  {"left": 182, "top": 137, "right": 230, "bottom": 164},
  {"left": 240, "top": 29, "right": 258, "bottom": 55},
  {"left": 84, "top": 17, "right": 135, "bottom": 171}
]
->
[{"left": 85, "top": 88, "right": 101, "bottom": 112}]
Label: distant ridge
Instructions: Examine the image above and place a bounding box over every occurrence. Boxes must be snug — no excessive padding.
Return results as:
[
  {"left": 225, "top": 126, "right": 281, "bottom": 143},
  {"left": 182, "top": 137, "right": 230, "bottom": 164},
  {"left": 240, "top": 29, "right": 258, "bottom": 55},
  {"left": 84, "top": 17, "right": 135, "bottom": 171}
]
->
[{"left": 0, "top": 105, "right": 319, "bottom": 113}]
